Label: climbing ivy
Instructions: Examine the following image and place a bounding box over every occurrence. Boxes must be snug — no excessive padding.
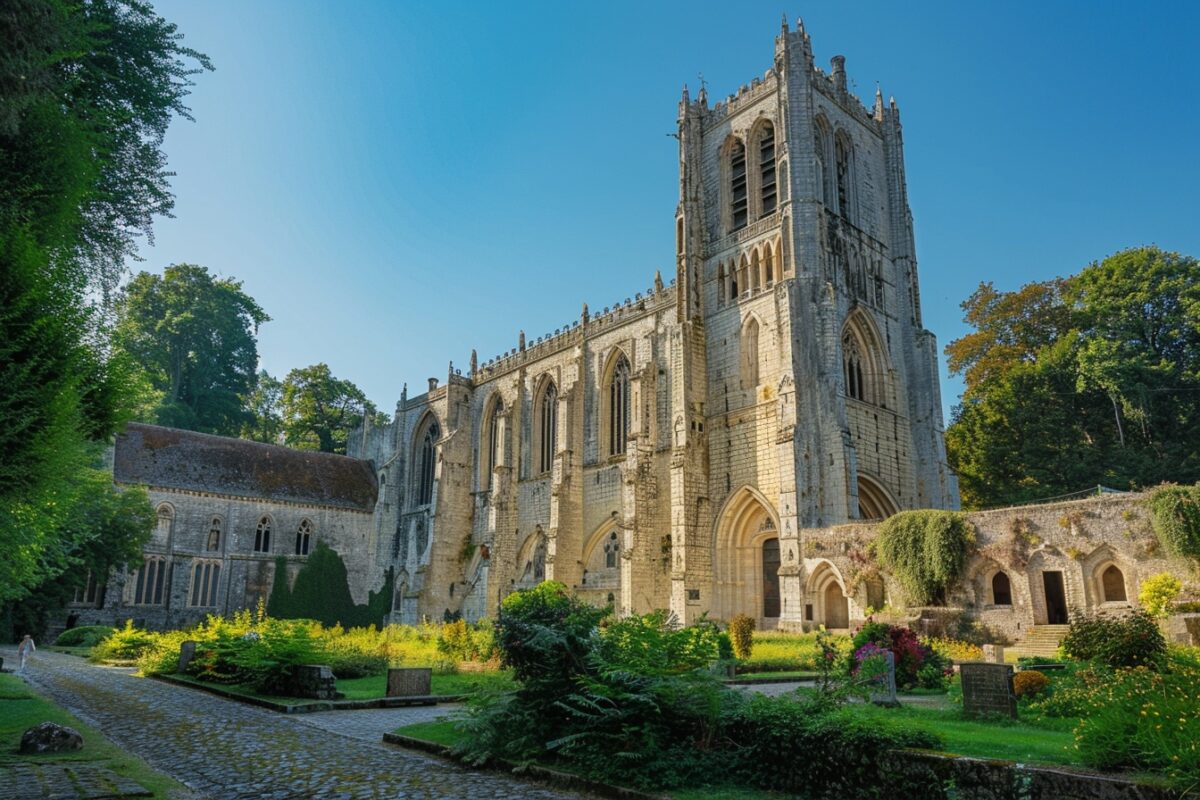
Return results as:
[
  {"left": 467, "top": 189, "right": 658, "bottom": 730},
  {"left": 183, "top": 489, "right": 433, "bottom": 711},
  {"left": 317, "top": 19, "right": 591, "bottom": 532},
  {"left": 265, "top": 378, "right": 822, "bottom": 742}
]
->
[
  {"left": 870, "top": 510, "right": 975, "bottom": 606},
  {"left": 1144, "top": 483, "right": 1200, "bottom": 561},
  {"left": 267, "top": 541, "right": 394, "bottom": 627}
]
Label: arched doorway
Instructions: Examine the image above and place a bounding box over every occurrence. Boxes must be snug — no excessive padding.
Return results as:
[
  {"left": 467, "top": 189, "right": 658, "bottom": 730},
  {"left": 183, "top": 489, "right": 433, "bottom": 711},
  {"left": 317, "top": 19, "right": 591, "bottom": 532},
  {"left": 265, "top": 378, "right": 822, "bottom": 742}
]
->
[
  {"left": 857, "top": 472, "right": 899, "bottom": 520},
  {"left": 824, "top": 582, "right": 849, "bottom": 629},
  {"left": 713, "top": 487, "right": 781, "bottom": 624},
  {"left": 808, "top": 561, "right": 851, "bottom": 630}
]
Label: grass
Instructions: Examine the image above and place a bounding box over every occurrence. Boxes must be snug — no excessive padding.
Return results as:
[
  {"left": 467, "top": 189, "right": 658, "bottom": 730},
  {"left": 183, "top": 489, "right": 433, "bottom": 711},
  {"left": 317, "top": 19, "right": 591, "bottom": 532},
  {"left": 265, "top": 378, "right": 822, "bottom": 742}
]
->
[
  {"left": 0, "top": 673, "right": 186, "bottom": 799},
  {"left": 729, "top": 669, "right": 820, "bottom": 681},
  {"left": 853, "top": 703, "right": 1078, "bottom": 765}
]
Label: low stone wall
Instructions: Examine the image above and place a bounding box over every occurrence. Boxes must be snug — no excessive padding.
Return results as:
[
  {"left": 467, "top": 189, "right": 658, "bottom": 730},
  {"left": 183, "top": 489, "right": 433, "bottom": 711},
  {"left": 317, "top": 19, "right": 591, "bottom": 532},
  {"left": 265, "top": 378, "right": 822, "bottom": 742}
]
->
[{"left": 886, "top": 750, "right": 1183, "bottom": 800}]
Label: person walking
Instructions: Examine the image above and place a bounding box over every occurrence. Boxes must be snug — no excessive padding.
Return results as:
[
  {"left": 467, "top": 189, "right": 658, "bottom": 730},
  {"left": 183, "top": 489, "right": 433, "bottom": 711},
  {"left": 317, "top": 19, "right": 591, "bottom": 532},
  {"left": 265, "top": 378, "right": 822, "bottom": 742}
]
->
[{"left": 16, "top": 634, "right": 36, "bottom": 672}]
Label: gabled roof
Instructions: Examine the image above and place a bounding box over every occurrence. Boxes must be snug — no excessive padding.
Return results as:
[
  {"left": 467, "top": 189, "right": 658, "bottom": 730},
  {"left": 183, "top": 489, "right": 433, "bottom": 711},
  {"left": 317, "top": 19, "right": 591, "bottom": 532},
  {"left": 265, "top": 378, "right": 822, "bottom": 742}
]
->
[{"left": 114, "top": 423, "right": 377, "bottom": 512}]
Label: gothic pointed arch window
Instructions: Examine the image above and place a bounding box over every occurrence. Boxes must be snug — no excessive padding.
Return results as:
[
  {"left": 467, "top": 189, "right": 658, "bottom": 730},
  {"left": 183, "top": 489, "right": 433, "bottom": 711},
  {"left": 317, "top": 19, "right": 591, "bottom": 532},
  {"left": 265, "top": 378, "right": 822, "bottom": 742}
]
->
[
  {"left": 717, "top": 263, "right": 727, "bottom": 305},
  {"left": 483, "top": 396, "right": 504, "bottom": 489},
  {"left": 841, "top": 312, "right": 888, "bottom": 408},
  {"left": 763, "top": 241, "right": 775, "bottom": 286},
  {"left": 295, "top": 518, "right": 313, "bottom": 556},
  {"left": 835, "top": 131, "right": 853, "bottom": 220},
  {"left": 604, "top": 353, "right": 631, "bottom": 457},
  {"left": 729, "top": 260, "right": 739, "bottom": 297},
  {"left": 740, "top": 316, "right": 760, "bottom": 390},
  {"left": 254, "top": 516, "right": 272, "bottom": 554},
  {"left": 729, "top": 139, "right": 748, "bottom": 231},
  {"left": 604, "top": 531, "right": 620, "bottom": 569},
  {"left": 206, "top": 517, "right": 222, "bottom": 552},
  {"left": 758, "top": 122, "right": 777, "bottom": 216},
  {"left": 1101, "top": 565, "right": 1127, "bottom": 602},
  {"left": 414, "top": 415, "right": 439, "bottom": 507},
  {"left": 189, "top": 560, "right": 220, "bottom": 607},
  {"left": 814, "top": 117, "right": 832, "bottom": 209},
  {"left": 129, "top": 557, "right": 167, "bottom": 606},
  {"left": 992, "top": 572, "right": 1013, "bottom": 606},
  {"left": 537, "top": 379, "right": 558, "bottom": 474},
  {"left": 843, "top": 334, "right": 865, "bottom": 401}
]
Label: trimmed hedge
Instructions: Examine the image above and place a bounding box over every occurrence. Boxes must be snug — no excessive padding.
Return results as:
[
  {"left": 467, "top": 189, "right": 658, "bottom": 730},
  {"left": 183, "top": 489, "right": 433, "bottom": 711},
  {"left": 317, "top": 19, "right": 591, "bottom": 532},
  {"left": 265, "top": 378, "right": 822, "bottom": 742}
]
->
[
  {"left": 267, "top": 541, "right": 393, "bottom": 628},
  {"left": 54, "top": 625, "right": 114, "bottom": 648}
]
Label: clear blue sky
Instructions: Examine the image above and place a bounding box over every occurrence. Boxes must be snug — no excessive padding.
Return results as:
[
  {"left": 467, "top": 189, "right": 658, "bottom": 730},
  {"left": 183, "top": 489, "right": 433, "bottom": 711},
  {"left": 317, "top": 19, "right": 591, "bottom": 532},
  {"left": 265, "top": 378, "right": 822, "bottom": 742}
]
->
[{"left": 143, "top": 1, "right": 1200, "bottom": 420}]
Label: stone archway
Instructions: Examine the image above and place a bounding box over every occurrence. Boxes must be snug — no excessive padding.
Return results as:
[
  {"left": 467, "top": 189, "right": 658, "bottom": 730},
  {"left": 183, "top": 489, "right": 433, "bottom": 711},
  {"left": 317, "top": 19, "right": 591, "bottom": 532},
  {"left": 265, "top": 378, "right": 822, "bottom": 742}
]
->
[{"left": 713, "top": 487, "right": 780, "bottom": 624}]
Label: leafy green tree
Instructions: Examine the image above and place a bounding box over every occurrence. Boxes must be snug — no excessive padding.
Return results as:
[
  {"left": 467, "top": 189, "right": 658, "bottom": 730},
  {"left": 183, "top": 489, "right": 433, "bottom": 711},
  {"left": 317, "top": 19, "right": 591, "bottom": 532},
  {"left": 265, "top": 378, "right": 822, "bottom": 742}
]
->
[
  {"left": 242, "top": 370, "right": 284, "bottom": 443},
  {"left": 114, "top": 264, "right": 269, "bottom": 435},
  {"left": 281, "top": 363, "right": 382, "bottom": 454},
  {"left": 946, "top": 247, "right": 1200, "bottom": 509},
  {"left": 0, "top": 0, "right": 208, "bottom": 605}
]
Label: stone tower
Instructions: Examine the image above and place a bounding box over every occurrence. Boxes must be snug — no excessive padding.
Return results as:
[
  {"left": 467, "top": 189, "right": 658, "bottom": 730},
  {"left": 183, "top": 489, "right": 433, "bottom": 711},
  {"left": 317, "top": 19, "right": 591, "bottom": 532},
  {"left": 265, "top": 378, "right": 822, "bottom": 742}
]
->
[{"left": 672, "top": 18, "right": 957, "bottom": 626}]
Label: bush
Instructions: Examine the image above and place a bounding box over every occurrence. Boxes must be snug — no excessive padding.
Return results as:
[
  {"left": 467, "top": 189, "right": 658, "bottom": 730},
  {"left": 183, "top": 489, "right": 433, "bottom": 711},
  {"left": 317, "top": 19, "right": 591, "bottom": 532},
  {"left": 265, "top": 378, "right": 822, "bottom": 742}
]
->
[
  {"left": 738, "top": 631, "right": 851, "bottom": 672},
  {"left": 851, "top": 621, "right": 951, "bottom": 690},
  {"left": 436, "top": 618, "right": 497, "bottom": 663},
  {"left": 1139, "top": 572, "right": 1182, "bottom": 619},
  {"left": 924, "top": 636, "right": 983, "bottom": 663},
  {"left": 1073, "top": 652, "right": 1200, "bottom": 790},
  {"left": 90, "top": 620, "right": 159, "bottom": 663},
  {"left": 597, "top": 611, "right": 722, "bottom": 676},
  {"left": 871, "top": 510, "right": 974, "bottom": 605},
  {"left": 54, "top": 625, "right": 114, "bottom": 648},
  {"left": 730, "top": 693, "right": 940, "bottom": 798},
  {"left": 728, "top": 614, "right": 755, "bottom": 660},
  {"left": 1144, "top": 483, "right": 1200, "bottom": 561},
  {"left": 1012, "top": 670, "right": 1049, "bottom": 698},
  {"left": 1060, "top": 611, "right": 1167, "bottom": 669}
]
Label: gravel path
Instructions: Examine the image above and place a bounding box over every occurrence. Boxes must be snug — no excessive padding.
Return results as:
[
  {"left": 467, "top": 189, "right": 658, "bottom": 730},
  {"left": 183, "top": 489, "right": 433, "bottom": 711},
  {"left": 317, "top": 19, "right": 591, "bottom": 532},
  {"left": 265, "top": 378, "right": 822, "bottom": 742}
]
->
[{"left": 6, "top": 649, "right": 585, "bottom": 800}]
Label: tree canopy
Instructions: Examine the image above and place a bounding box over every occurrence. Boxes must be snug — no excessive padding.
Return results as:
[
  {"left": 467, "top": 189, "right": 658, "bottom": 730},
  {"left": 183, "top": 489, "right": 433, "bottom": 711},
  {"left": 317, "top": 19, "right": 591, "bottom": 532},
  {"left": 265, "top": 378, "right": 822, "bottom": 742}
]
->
[
  {"left": 281, "top": 364, "right": 383, "bottom": 454},
  {"left": 946, "top": 247, "right": 1200, "bottom": 509},
  {"left": 0, "top": 0, "right": 208, "bottom": 614},
  {"left": 114, "top": 264, "right": 269, "bottom": 436}
]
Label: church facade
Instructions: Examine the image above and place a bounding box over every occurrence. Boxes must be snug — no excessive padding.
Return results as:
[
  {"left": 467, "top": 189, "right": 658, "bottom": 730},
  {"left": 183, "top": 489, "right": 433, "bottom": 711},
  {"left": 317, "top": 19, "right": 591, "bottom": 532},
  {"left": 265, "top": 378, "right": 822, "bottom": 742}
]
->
[
  {"left": 80, "top": 21, "right": 981, "bottom": 634},
  {"left": 349, "top": 20, "right": 958, "bottom": 629}
]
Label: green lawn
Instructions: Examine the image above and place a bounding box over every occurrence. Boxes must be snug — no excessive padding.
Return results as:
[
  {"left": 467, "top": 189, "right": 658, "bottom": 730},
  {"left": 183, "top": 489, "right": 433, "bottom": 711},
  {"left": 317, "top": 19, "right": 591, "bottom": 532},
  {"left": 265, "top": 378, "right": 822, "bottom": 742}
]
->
[
  {"left": 853, "top": 703, "right": 1078, "bottom": 765},
  {"left": 729, "top": 669, "right": 820, "bottom": 681},
  {"left": 0, "top": 673, "right": 186, "bottom": 799}
]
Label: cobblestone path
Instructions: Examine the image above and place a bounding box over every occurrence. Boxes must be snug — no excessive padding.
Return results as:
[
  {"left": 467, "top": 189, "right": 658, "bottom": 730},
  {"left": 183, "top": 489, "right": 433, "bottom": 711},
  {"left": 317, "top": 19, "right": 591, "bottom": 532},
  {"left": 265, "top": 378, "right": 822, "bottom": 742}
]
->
[{"left": 14, "top": 650, "right": 584, "bottom": 800}]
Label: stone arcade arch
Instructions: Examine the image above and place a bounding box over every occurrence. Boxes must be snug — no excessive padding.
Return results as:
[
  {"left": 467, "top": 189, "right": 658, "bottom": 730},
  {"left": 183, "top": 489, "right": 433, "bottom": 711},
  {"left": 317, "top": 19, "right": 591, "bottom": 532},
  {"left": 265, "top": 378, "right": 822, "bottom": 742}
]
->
[
  {"left": 713, "top": 487, "right": 780, "bottom": 624},
  {"left": 805, "top": 561, "right": 851, "bottom": 630},
  {"left": 856, "top": 472, "right": 899, "bottom": 521}
]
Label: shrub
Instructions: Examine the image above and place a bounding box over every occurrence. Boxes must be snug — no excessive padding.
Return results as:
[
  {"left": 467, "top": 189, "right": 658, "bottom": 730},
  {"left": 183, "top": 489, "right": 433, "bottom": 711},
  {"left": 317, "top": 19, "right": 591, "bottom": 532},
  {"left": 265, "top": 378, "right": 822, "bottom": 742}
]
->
[
  {"left": 1012, "top": 669, "right": 1049, "bottom": 698},
  {"left": 1073, "top": 652, "right": 1200, "bottom": 790},
  {"left": 90, "top": 620, "right": 159, "bottom": 663},
  {"left": 1144, "top": 483, "right": 1200, "bottom": 561},
  {"left": 597, "top": 610, "right": 722, "bottom": 676},
  {"left": 730, "top": 693, "right": 940, "bottom": 797},
  {"left": 728, "top": 613, "right": 755, "bottom": 660},
  {"left": 1138, "top": 572, "right": 1182, "bottom": 619},
  {"left": 54, "top": 625, "right": 114, "bottom": 648},
  {"left": 924, "top": 636, "right": 983, "bottom": 663},
  {"left": 1060, "top": 611, "right": 1167, "bottom": 669},
  {"left": 851, "top": 621, "right": 951, "bottom": 689},
  {"left": 1175, "top": 600, "right": 1200, "bottom": 613},
  {"left": 436, "top": 618, "right": 497, "bottom": 663},
  {"left": 871, "top": 510, "right": 974, "bottom": 605}
]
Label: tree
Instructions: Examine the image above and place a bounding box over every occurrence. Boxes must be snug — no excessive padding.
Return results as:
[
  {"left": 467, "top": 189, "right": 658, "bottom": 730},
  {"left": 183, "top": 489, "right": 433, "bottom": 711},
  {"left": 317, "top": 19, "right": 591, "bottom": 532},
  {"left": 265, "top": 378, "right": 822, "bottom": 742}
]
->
[
  {"left": 946, "top": 247, "right": 1200, "bottom": 509},
  {"left": 281, "top": 364, "right": 382, "bottom": 454},
  {"left": 0, "top": 0, "right": 209, "bottom": 603},
  {"left": 242, "top": 370, "right": 284, "bottom": 443},
  {"left": 114, "top": 264, "right": 269, "bottom": 436}
]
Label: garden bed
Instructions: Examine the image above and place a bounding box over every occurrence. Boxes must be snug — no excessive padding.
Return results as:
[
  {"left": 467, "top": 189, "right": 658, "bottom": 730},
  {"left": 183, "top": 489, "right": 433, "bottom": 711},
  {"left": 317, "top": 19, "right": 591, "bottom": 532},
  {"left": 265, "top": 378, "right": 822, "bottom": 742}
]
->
[{"left": 152, "top": 672, "right": 473, "bottom": 713}]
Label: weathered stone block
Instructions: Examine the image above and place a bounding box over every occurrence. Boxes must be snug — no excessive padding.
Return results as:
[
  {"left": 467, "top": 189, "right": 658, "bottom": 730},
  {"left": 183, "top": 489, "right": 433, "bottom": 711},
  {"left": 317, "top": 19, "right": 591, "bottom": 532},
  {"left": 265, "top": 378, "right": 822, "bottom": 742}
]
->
[
  {"left": 20, "top": 722, "right": 84, "bottom": 754},
  {"left": 386, "top": 667, "right": 432, "bottom": 697},
  {"left": 960, "top": 662, "right": 1017, "bottom": 719},
  {"left": 283, "top": 665, "right": 338, "bottom": 700},
  {"left": 178, "top": 640, "right": 197, "bottom": 674}
]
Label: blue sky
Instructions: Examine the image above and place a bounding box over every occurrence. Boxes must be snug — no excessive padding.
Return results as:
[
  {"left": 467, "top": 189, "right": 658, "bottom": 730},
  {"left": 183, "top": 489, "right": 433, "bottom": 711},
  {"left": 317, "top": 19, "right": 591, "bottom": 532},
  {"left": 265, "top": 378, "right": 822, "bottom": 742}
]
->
[{"left": 143, "top": 1, "right": 1200, "bottom": 420}]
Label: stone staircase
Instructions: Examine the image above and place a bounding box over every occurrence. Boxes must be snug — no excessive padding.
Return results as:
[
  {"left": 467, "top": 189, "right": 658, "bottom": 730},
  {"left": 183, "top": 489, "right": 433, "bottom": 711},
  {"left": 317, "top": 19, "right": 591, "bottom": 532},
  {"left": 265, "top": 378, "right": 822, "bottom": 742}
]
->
[{"left": 1008, "top": 625, "right": 1070, "bottom": 661}]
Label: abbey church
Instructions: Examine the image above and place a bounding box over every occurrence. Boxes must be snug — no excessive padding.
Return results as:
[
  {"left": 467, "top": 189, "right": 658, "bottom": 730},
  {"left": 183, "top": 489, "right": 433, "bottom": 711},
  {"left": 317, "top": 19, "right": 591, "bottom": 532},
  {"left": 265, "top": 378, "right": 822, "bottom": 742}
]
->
[{"left": 90, "top": 21, "right": 997, "bottom": 634}]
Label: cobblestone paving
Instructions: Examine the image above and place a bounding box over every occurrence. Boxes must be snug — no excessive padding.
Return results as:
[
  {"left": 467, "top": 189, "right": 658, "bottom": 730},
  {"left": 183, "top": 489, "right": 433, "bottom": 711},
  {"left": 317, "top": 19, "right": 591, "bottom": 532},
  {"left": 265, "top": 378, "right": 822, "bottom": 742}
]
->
[
  {"left": 0, "top": 762, "right": 152, "bottom": 799},
  {"left": 12, "top": 650, "right": 584, "bottom": 800},
  {"left": 292, "top": 704, "right": 461, "bottom": 743}
]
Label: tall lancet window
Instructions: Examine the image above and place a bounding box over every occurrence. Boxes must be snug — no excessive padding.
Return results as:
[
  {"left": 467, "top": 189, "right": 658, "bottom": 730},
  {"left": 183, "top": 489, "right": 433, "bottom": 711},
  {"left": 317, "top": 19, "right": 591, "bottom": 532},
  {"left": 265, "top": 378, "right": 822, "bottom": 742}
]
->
[
  {"left": 607, "top": 356, "right": 631, "bottom": 457},
  {"left": 843, "top": 334, "right": 865, "bottom": 401},
  {"left": 759, "top": 123, "right": 777, "bottom": 216},
  {"left": 418, "top": 420, "right": 438, "bottom": 506},
  {"left": 486, "top": 399, "right": 503, "bottom": 488},
  {"left": 730, "top": 140, "right": 748, "bottom": 230},
  {"left": 835, "top": 135, "right": 851, "bottom": 219},
  {"left": 539, "top": 381, "right": 558, "bottom": 474}
]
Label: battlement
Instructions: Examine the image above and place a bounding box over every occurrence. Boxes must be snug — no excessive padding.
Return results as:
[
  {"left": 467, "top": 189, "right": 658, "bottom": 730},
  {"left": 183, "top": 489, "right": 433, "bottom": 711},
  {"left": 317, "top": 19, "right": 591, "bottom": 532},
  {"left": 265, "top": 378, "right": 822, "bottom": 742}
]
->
[{"left": 470, "top": 275, "right": 677, "bottom": 383}]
